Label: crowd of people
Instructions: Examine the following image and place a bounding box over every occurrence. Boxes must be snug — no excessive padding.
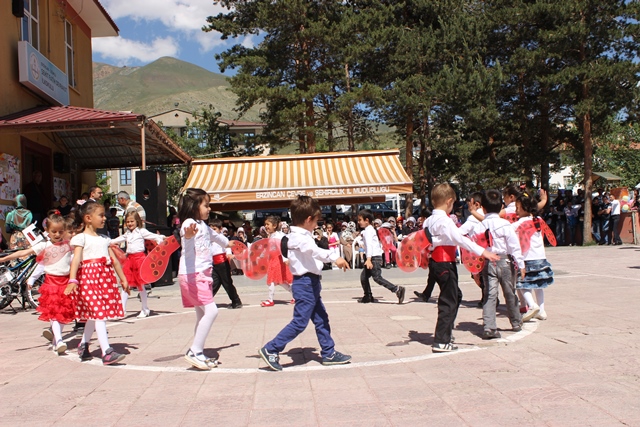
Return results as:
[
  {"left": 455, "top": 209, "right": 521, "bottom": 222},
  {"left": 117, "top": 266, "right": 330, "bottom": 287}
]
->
[{"left": 1, "top": 177, "right": 634, "bottom": 372}]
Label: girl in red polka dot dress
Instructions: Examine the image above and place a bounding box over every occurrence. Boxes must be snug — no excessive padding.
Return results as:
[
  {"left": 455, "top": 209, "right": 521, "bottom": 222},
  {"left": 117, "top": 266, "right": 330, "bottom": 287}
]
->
[{"left": 64, "top": 201, "right": 130, "bottom": 365}]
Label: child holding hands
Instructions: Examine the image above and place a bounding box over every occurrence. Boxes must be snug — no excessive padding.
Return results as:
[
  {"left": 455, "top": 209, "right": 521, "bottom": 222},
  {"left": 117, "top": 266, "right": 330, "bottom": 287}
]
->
[
  {"left": 64, "top": 201, "right": 129, "bottom": 365},
  {"left": 2, "top": 212, "right": 74, "bottom": 355},
  {"left": 423, "top": 184, "right": 500, "bottom": 352},
  {"left": 110, "top": 211, "right": 165, "bottom": 318}
]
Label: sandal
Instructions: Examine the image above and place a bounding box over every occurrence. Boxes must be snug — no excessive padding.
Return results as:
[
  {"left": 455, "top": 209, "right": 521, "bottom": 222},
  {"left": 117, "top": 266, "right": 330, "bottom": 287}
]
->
[{"left": 260, "top": 300, "right": 275, "bottom": 307}]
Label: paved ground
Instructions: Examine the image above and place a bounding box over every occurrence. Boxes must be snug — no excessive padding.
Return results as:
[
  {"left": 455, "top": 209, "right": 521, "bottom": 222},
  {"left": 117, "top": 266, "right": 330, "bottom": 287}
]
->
[{"left": 1, "top": 244, "right": 639, "bottom": 426}]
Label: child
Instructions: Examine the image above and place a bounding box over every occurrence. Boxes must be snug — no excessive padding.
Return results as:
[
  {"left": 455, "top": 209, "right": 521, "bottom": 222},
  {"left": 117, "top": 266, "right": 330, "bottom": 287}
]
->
[
  {"left": 110, "top": 211, "right": 166, "bottom": 318},
  {"left": 178, "top": 188, "right": 229, "bottom": 370},
  {"left": 3, "top": 212, "right": 74, "bottom": 355},
  {"left": 325, "top": 223, "right": 341, "bottom": 264},
  {"left": 259, "top": 195, "right": 351, "bottom": 371},
  {"left": 208, "top": 219, "right": 242, "bottom": 309},
  {"left": 514, "top": 192, "right": 554, "bottom": 322},
  {"left": 424, "top": 184, "right": 500, "bottom": 352},
  {"left": 261, "top": 216, "right": 293, "bottom": 307},
  {"left": 480, "top": 189, "right": 525, "bottom": 339},
  {"left": 107, "top": 207, "right": 121, "bottom": 239},
  {"left": 357, "top": 209, "right": 405, "bottom": 304},
  {"left": 64, "top": 201, "right": 129, "bottom": 365}
]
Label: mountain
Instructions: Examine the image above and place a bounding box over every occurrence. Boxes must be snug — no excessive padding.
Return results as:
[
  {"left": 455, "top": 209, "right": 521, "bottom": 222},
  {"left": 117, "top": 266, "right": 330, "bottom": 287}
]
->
[{"left": 93, "top": 57, "right": 259, "bottom": 120}]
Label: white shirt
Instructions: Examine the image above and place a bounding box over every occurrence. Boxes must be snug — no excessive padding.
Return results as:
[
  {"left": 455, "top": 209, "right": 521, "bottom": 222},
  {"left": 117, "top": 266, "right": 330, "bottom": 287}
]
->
[
  {"left": 361, "top": 225, "right": 383, "bottom": 258},
  {"left": 423, "top": 209, "right": 485, "bottom": 256},
  {"left": 111, "top": 228, "right": 165, "bottom": 254},
  {"left": 32, "top": 241, "right": 72, "bottom": 276},
  {"left": 70, "top": 233, "right": 112, "bottom": 261},
  {"left": 459, "top": 208, "right": 484, "bottom": 236},
  {"left": 505, "top": 202, "right": 516, "bottom": 214},
  {"left": 269, "top": 230, "right": 288, "bottom": 261},
  {"left": 481, "top": 213, "right": 525, "bottom": 268},
  {"left": 513, "top": 217, "right": 546, "bottom": 261},
  {"left": 179, "top": 219, "right": 229, "bottom": 274},
  {"left": 285, "top": 226, "right": 339, "bottom": 276},
  {"left": 611, "top": 199, "right": 621, "bottom": 215}
]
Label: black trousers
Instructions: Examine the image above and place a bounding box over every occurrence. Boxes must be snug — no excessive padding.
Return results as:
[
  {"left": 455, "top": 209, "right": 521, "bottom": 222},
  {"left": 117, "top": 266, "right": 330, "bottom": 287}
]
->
[
  {"left": 428, "top": 259, "right": 461, "bottom": 345},
  {"left": 211, "top": 260, "right": 242, "bottom": 304},
  {"left": 360, "top": 256, "right": 398, "bottom": 297}
]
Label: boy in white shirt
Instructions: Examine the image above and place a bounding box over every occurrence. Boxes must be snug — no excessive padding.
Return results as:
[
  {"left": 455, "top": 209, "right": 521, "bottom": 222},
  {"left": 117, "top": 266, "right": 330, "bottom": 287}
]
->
[
  {"left": 480, "top": 190, "right": 526, "bottom": 339},
  {"left": 357, "top": 209, "right": 405, "bottom": 304},
  {"left": 259, "top": 196, "right": 351, "bottom": 371}
]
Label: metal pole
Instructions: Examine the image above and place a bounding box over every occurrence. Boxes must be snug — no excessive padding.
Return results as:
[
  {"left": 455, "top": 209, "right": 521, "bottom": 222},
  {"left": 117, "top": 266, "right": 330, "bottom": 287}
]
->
[{"left": 141, "top": 119, "right": 146, "bottom": 170}]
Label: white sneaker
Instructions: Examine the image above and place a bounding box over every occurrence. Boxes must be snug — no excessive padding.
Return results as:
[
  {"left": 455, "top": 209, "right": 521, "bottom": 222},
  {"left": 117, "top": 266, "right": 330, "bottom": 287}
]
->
[
  {"left": 137, "top": 309, "right": 151, "bottom": 318},
  {"left": 54, "top": 340, "right": 67, "bottom": 355},
  {"left": 184, "top": 350, "right": 211, "bottom": 370},
  {"left": 42, "top": 328, "right": 54, "bottom": 343},
  {"left": 535, "top": 311, "right": 547, "bottom": 320},
  {"left": 522, "top": 304, "right": 540, "bottom": 322}
]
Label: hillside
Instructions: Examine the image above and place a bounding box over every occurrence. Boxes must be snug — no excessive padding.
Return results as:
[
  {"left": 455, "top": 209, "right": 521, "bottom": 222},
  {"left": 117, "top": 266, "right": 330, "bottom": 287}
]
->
[{"left": 93, "top": 57, "right": 259, "bottom": 120}]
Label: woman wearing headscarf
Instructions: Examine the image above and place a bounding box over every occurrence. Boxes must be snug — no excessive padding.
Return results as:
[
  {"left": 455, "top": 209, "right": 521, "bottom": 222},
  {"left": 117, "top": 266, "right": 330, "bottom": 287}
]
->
[
  {"left": 5, "top": 194, "right": 33, "bottom": 250},
  {"left": 340, "top": 221, "right": 359, "bottom": 267}
]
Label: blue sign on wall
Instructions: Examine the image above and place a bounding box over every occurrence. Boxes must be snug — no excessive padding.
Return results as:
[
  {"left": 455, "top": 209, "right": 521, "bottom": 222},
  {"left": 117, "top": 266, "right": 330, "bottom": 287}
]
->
[{"left": 18, "top": 41, "right": 70, "bottom": 106}]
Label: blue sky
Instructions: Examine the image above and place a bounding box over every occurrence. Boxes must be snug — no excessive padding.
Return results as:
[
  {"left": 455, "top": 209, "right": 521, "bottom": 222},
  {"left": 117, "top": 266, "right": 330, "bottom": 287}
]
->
[{"left": 92, "top": 0, "right": 255, "bottom": 74}]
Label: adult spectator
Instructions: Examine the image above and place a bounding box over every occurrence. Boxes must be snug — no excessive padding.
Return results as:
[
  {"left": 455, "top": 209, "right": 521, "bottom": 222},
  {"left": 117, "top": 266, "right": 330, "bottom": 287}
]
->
[
  {"left": 313, "top": 227, "right": 333, "bottom": 270},
  {"left": 23, "top": 171, "right": 46, "bottom": 228},
  {"left": 57, "top": 195, "right": 72, "bottom": 217},
  {"left": 116, "top": 191, "right": 146, "bottom": 224},
  {"left": 591, "top": 194, "right": 602, "bottom": 244},
  {"left": 598, "top": 194, "right": 612, "bottom": 245},
  {"left": 89, "top": 186, "right": 104, "bottom": 202},
  {"left": 340, "top": 221, "right": 358, "bottom": 267},
  {"left": 402, "top": 217, "right": 418, "bottom": 235},
  {"left": 5, "top": 194, "right": 33, "bottom": 250}
]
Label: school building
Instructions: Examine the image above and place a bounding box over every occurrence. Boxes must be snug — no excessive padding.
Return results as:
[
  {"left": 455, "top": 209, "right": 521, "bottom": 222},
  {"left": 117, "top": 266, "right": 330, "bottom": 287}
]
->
[{"left": 0, "top": 0, "right": 190, "bottom": 228}]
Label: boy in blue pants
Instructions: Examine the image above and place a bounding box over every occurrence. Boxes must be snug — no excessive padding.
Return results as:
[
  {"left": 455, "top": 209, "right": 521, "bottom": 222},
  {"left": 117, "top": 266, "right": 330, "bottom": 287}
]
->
[{"left": 260, "top": 195, "right": 351, "bottom": 371}]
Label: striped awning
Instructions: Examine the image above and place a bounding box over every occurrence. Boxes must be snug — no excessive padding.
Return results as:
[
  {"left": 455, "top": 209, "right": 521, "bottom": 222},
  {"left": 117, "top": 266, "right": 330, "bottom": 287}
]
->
[{"left": 184, "top": 150, "right": 414, "bottom": 209}]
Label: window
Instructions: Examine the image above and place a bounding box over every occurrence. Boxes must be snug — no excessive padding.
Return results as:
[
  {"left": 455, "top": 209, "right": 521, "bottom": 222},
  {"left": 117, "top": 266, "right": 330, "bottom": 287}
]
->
[
  {"left": 21, "top": 0, "right": 40, "bottom": 50},
  {"left": 120, "top": 168, "right": 132, "bottom": 186},
  {"left": 65, "top": 20, "right": 75, "bottom": 87}
]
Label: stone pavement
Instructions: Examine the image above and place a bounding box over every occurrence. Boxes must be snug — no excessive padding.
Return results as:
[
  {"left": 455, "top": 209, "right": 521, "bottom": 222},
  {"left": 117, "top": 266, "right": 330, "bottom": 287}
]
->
[{"left": 0, "top": 245, "right": 639, "bottom": 426}]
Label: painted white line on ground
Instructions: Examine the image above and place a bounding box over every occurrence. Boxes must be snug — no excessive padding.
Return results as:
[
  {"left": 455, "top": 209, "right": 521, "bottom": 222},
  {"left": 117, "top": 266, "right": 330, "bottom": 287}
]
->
[{"left": 68, "top": 311, "right": 539, "bottom": 374}]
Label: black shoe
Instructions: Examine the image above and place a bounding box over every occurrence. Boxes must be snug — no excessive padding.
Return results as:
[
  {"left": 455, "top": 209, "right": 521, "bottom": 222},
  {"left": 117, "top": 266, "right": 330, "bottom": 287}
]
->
[
  {"left": 413, "top": 291, "right": 429, "bottom": 302},
  {"left": 358, "top": 295, "right": 376, "bottom": 303},
  {"left": 482, "top": 329, "right": 501, "bottom": 340},
  {"left": 230, "top": 301, "right": 243, "bottom": 309},
  {"left": 396, "top": 286, "right": 406, "bottom": 304}
]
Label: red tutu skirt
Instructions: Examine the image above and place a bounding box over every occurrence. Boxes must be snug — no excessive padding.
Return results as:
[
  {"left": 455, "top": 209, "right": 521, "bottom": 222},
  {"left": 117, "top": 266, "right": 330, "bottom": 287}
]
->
[
  {"left": 74, "top": 257, "right": 124, "bottom": 321},
  {"left": 123, "top": 252, "right": 146, "bottom": 290},
  {"left": 37, "top": 274, "right": 76, "bottom": 324},
  {"left": 266, "top": 255, "right": 293, "bottom": 286}
]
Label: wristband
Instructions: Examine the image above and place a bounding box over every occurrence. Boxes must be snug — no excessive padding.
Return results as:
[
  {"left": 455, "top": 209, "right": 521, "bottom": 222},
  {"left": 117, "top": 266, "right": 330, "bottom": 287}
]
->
[{"left": 68, "top": 279, "right": 79, "bottom": 284}]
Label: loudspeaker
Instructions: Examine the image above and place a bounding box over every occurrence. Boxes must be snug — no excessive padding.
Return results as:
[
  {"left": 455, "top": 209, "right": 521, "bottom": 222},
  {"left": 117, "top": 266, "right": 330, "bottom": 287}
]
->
[
  {"left": 13, "top": 0, "right": 25, "bottom": 17},
  {"left": 53, "top": 152, "right": 70, "bottom": 173},
  {"left": 135, "top": 170, "right": 167, "bottom": 227},
  {"left": 135, "top": 170, "right": 173, "bottom": 286}
]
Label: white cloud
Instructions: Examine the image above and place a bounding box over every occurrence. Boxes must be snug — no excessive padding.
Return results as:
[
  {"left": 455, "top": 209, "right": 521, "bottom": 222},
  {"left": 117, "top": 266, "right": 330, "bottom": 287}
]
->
[
  {"left": 92, "top": 36, "right": 179, "bottom": 65},
  {"left": 101, "top": 0, "right": 229, "bottom": 52},
  {"left": 241, "top": 35, "right": 255, "bottom": 49}
]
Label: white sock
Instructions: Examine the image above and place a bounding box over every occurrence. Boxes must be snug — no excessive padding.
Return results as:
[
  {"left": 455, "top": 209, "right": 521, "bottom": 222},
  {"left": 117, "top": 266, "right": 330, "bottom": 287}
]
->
[
  {"left": 95, "top": 320, "right": 110, "bottom": 355},
  {"left": 268, "top": 284, "right": 275, "bottom": 302},
  {"left": 534, "top": 289, "right": 545, "bottom": 313},
  {"left": 522, "top": 290, "right": 536, "bottom": 309},
  {"left": 82, "top": 320, "right": 96, "bottom": 344},
  {"left": 121, "top": 291, "right": 129, "bottom": 312},
  {"left": 139, "top": 288, "right": 149, "bottom": 312},
  {"left": 190, "top": 302, "right": 218, "bottom": 354},
  {"left": 50, "top": 320, "right": 63, "bottom": 343}
]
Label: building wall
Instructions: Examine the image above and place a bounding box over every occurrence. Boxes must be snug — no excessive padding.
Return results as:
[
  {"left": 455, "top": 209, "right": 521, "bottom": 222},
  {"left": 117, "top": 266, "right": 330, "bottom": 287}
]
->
[{"left": 0, "top": 0, "right": 101, "bottom": 223}]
